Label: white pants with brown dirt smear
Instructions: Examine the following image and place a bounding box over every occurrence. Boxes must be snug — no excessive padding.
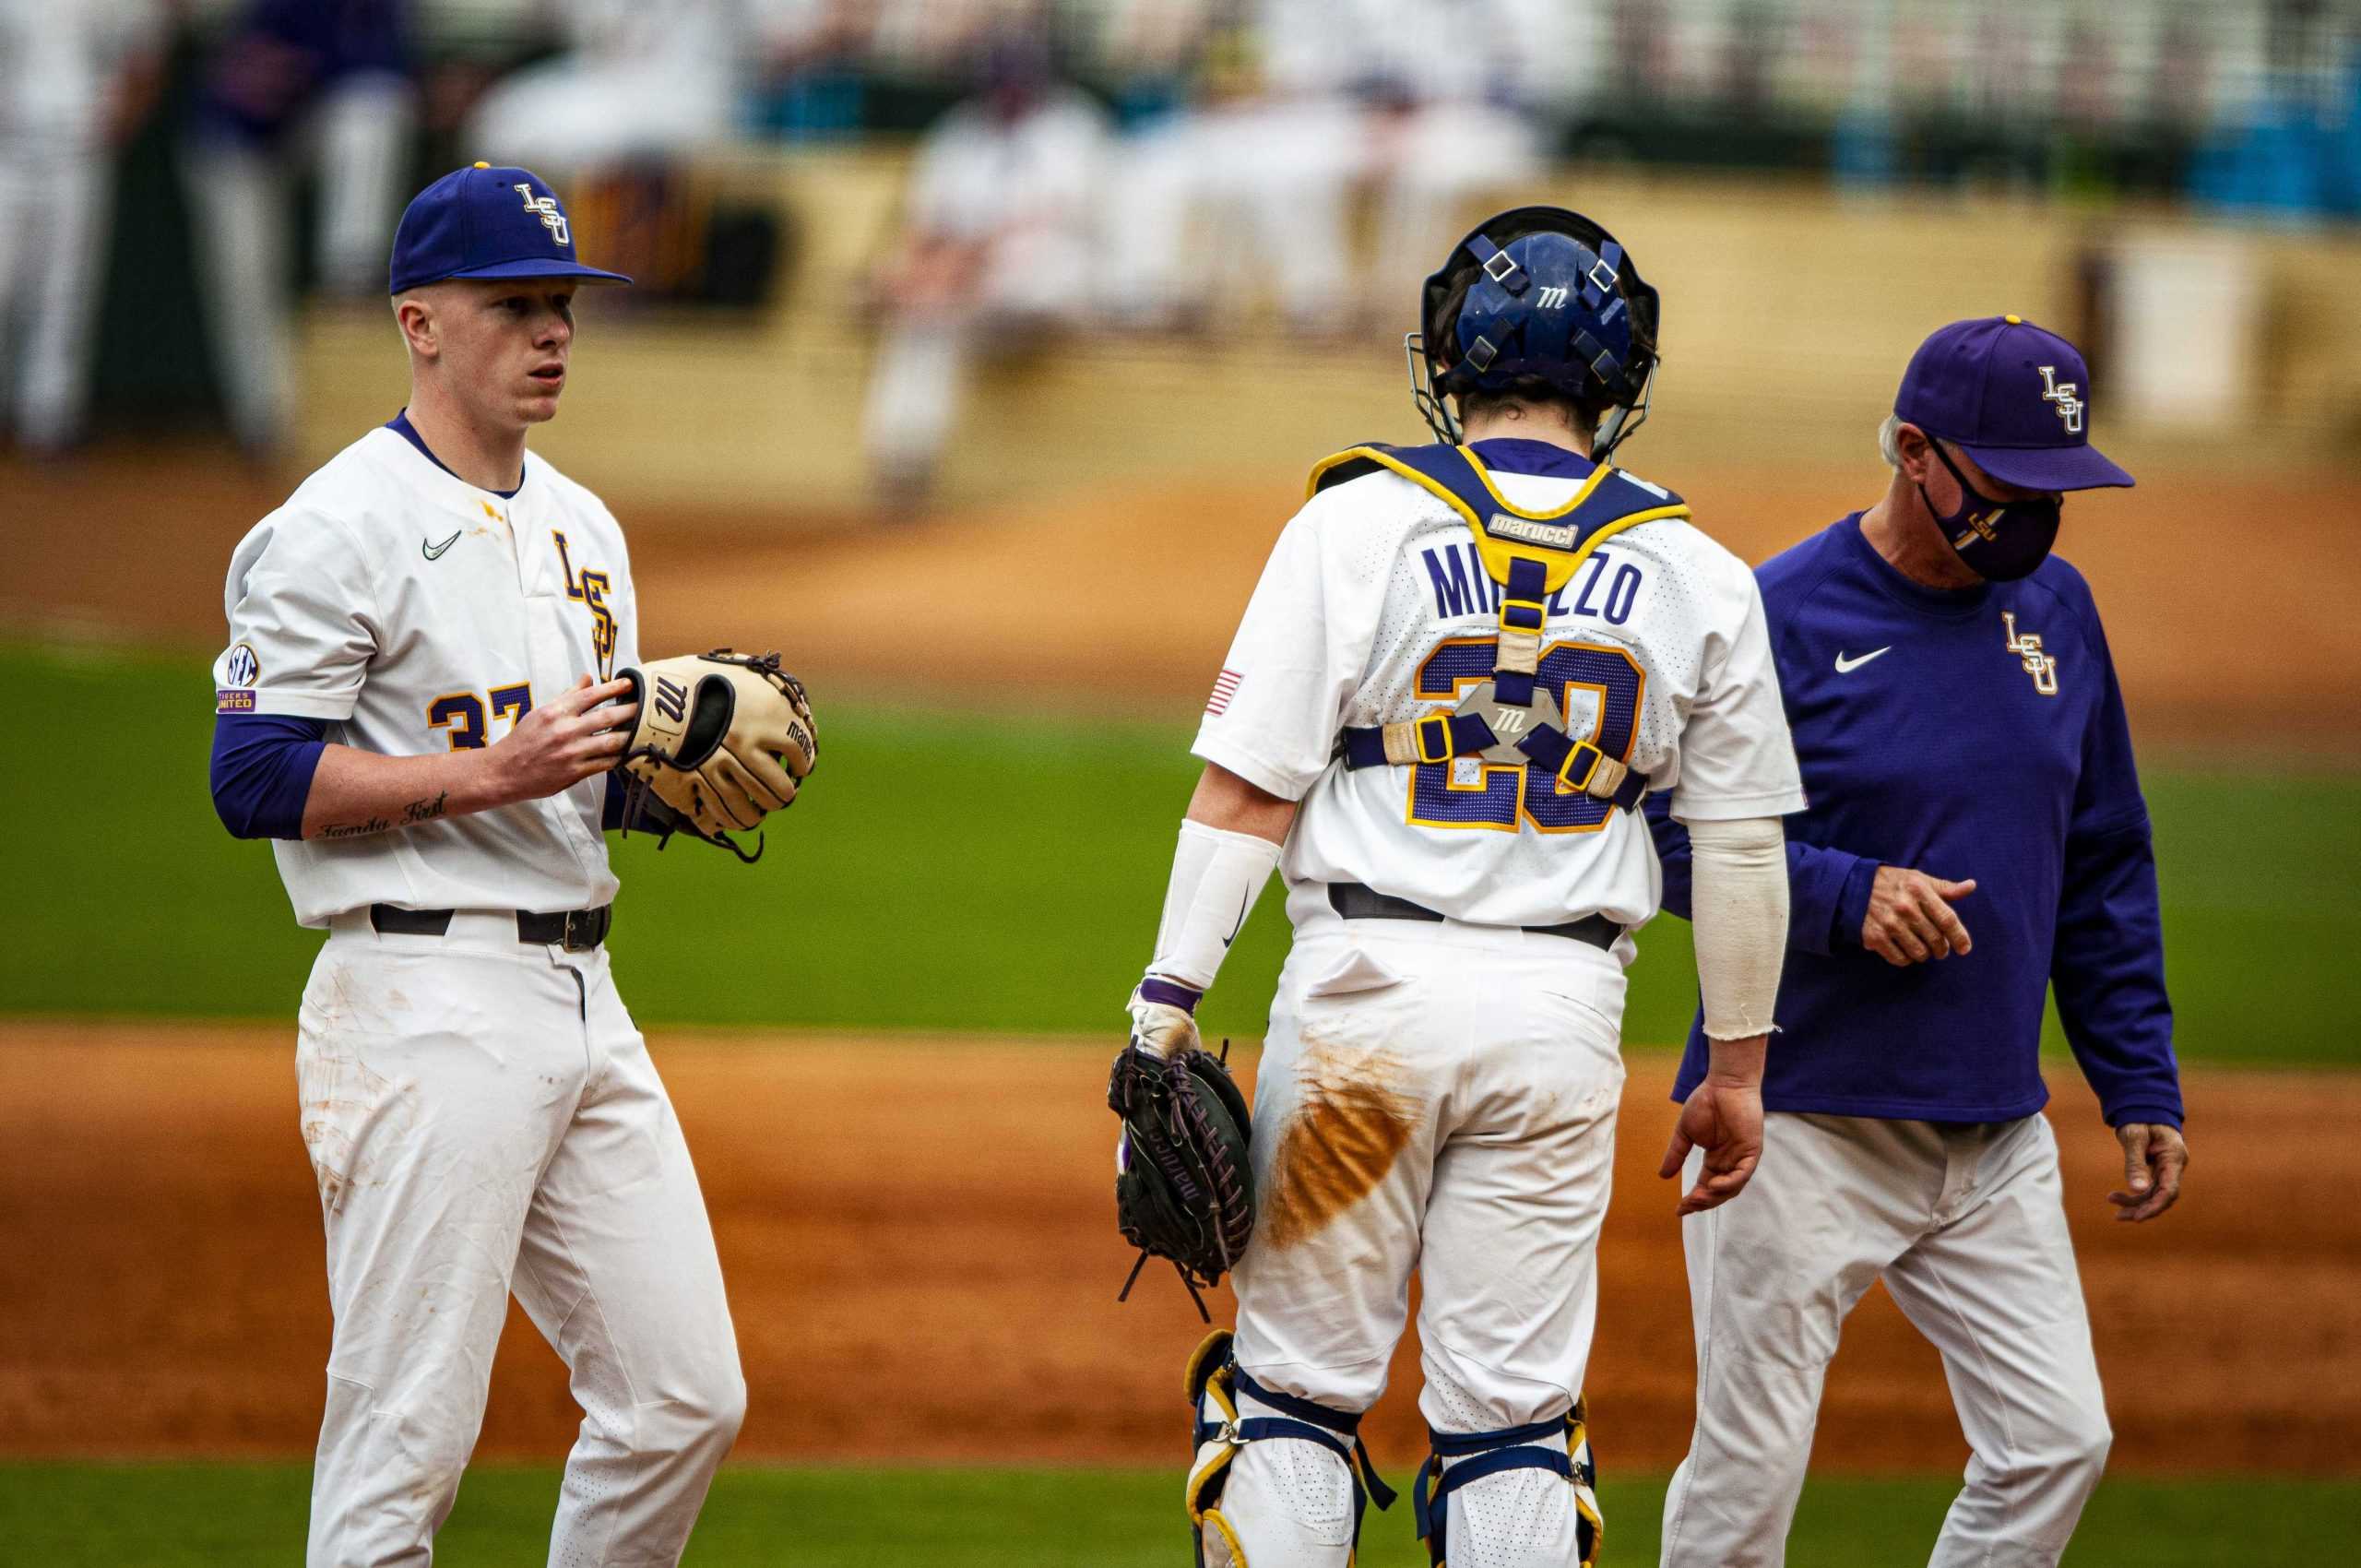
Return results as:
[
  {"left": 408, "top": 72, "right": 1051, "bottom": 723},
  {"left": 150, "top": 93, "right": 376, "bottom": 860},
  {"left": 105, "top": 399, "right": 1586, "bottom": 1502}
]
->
[
  {"left": 297, "top": 914, "right": 743, "bottom": 1568},
  {"left": 1217, "top": 913, "right": 1627, "bottom": 1568},
  {"left": 1658, "top": 1111, "right": 2112, "bottom": 1568}
]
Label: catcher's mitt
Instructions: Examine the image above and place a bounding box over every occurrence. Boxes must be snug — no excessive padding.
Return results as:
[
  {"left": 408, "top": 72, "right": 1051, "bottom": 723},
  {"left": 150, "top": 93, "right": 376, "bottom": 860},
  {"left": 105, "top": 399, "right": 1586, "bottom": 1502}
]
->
[
  {"left": 615, "top": 649, "right": 816, "bottom": 861},
  {"left": 1109, "top": 1037, "right": 1254, "bottom": 1320}
]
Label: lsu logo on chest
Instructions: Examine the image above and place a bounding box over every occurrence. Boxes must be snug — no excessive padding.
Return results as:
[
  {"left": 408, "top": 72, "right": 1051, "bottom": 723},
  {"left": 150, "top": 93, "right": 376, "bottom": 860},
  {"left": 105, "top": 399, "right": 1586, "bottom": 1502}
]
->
[
  {"left": 552, "top": 531, "right": 617, "bottom": 677},
  {"left": 2002, "top": 611, "right": 2059, "bottom": 695}
]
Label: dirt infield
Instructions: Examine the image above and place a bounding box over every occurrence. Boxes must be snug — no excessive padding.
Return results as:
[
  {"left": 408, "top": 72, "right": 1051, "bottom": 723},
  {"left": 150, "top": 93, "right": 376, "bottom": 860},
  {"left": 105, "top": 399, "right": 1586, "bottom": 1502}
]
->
[
  {"left": 6, "top": 447, "right": 2358, "bottom": 754},
  {"left": 4, "top": 1022, "right": 2354, "bottom": 1474}
]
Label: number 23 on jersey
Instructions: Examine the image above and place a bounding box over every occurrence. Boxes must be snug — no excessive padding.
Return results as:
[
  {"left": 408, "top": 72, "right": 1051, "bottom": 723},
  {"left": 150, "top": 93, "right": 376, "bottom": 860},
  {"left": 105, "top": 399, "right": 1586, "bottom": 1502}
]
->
[{"left": 1407, "top": 637, "right": 1643, "bottom": 835}]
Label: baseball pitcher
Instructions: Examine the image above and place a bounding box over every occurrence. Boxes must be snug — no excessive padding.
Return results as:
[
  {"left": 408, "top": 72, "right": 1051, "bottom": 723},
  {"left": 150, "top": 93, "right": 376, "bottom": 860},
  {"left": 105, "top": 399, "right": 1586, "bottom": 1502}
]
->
[
  {"left": 208, "top": 164, "right": 816, "bottom": 1565},
  {"left": 1112, "top": 207, "right": 1806, "bottom": 1568}
]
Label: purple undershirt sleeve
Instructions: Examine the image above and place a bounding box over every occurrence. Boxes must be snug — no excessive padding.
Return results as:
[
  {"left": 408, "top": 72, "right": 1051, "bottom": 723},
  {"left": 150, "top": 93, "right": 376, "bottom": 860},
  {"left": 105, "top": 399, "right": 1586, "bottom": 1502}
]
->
[{"left": 210, "top": 713, "right": 328, "bottom": 840}]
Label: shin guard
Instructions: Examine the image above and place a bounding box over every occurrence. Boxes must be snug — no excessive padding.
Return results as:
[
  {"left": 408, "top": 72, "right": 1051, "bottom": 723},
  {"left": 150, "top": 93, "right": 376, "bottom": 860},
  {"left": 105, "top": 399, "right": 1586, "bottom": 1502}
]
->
[
  {"left": 1185, "top": 1329, "right": 1398, "bottom": 1567},
  {"left": 1412, "top": 1396, "right": 1602, "bottom": 1567}
]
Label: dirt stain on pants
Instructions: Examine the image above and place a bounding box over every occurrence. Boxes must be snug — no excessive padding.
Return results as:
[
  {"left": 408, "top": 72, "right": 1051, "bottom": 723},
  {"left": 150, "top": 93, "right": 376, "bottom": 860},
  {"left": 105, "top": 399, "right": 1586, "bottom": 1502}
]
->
[{"left": 1260, "top": 1035, "right": 1418, "bottom": 1250}]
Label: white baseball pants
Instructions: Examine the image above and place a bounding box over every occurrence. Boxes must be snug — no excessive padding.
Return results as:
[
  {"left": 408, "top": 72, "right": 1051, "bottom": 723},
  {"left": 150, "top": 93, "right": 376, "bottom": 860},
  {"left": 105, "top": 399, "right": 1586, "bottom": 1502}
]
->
[
  {"left": 1659, "top": 1111, "right": 2112, "bottom": 1568},
  {"left": 181, "top": 73, "right": 413, "bottom": 452},
  {"left": 297, "top": 913, "right": 743, "bottom": 1568},
  {"left": 1213, "top": 911, "right": 1627, "bottom": 1568},
  {"left": 0, "top": 134, "right": 112, "bottom": 449},
  {"left": 1101, "top": 99, "right": 1365, "bottom": 332},
  {"left": 860, "top": 232, "right": 1092, "bottom": 493}
]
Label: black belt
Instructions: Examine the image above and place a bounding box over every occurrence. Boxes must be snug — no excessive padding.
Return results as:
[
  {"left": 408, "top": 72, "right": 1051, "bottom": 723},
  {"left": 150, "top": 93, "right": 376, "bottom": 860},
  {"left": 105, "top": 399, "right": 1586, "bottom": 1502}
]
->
[
  {"left": 1327, "top": 883, "right": 1620, "bottom": 952},
  {"left": 370, "top": 903, "right": 611, "bottom": 952}
]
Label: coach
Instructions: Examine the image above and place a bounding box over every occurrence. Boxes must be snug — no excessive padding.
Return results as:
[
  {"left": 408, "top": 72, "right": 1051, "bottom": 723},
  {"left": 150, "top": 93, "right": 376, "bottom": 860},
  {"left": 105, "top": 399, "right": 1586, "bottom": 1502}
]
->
[{"left": 1644, "top": 315, "right": 2188, "bottom": 1568}]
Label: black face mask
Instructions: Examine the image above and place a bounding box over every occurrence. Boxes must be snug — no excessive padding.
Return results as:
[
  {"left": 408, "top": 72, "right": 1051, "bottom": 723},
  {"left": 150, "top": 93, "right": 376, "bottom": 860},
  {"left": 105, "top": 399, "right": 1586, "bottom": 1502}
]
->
[{"left": 1920, "top": 441, "right": 2061, "bottom": 582}]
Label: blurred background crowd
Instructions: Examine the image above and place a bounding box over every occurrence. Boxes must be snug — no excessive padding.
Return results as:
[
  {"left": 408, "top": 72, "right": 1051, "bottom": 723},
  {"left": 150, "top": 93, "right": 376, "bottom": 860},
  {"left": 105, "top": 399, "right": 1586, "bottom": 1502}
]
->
[{"left": 6, "top": 0, "right": 2361, "bottom": 500}]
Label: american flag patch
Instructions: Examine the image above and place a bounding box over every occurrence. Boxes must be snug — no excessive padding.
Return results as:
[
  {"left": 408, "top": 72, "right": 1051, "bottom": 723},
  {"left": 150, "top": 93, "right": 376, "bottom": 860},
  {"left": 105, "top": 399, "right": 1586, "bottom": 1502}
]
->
[{"left": 1204, "top": 668, "right": 1242, "bottom": 717}]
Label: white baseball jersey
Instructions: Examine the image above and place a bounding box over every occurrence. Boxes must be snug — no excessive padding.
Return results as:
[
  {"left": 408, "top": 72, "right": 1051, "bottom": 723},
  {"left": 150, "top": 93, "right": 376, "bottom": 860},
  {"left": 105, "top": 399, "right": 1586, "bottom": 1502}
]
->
[
  {"left": 554, "top": 0, "right": 747, "bottom": 66},
  {"left": 1193, "top": 457, "right": 1805, "bottom": 932},
  {"left": 215, "top": 424, "right": 639, "bottom": 927},
  {"left": 0, "top": 0, "right": 160, "bottom": 147},
  {"left": 1257, "top": 0, "right": 1582, "bottom": 108},
  {"left": 907, "top": 89, "right": 1109, "bottom": 255}
]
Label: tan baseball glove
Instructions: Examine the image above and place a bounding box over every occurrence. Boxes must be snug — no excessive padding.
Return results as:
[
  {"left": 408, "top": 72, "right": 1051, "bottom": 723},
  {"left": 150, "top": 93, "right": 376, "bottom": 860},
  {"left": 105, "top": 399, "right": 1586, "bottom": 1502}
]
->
[{"left": 615, "top": 650, "right": 817, "bottom": 861}]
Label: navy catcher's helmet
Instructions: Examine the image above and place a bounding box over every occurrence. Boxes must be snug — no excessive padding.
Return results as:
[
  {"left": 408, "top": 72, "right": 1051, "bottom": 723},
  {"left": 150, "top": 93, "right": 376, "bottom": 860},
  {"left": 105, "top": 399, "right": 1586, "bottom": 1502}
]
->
[{"left": 1408, "top": 206, "right": 1661, "bottom": 459}]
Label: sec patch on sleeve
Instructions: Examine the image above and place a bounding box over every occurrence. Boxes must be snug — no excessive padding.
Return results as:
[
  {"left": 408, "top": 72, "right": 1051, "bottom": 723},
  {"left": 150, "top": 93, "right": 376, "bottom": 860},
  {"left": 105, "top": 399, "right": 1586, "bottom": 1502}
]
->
[{"left": 217, "top": 641, "right": 261, "bottom": 712}]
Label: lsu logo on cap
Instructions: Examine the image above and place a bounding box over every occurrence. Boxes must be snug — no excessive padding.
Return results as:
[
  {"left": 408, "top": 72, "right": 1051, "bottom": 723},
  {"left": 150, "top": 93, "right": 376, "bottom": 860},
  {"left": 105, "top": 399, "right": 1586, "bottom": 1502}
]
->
[
  {"left": 2037, "top": 365, "right": 2083, "bottom": 434},
  {"left": 515, "top": 183, "right": 569, "bottom": 245}
]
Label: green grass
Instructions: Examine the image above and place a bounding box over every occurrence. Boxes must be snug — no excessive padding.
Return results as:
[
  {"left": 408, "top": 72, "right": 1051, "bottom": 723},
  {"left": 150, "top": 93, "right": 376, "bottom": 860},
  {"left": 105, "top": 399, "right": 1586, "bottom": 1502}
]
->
[
  {"left": 0, "top": 1462, "right": 2353, "bottom": 1566},
  {"left": 1, "top": 643, "right": 2352, "bottom": 1063}
]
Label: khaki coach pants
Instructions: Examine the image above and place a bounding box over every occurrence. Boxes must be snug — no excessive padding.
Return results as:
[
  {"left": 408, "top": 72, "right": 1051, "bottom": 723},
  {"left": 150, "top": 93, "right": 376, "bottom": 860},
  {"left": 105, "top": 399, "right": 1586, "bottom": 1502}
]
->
[{"left": 1660, "top": 1111, "right": 2112, "bottom": 1568}]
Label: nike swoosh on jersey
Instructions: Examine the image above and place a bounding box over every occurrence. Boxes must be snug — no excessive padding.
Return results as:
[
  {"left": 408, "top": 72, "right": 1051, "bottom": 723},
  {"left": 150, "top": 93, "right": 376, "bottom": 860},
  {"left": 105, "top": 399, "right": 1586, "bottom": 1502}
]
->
[
  {"left": 422, "top": 529, "right": 462, "bottom": 561},
  {"left": 1834, "top": 647, "right": 1892, "bottom": 673}
]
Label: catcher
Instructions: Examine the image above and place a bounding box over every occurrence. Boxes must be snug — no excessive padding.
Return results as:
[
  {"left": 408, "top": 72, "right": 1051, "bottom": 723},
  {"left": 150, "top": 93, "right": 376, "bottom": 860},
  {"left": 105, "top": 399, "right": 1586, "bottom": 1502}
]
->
[
  {"left": 1109, "top": 206, "right": 1806, "bottom": 1568},
  {"left": 208, "top": 164, "right": 813, "bottom": 1565}
]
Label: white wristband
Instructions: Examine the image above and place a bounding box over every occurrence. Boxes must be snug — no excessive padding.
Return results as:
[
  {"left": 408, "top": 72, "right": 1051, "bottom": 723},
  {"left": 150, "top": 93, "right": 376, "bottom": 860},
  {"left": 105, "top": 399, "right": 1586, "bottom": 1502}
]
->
[
  {"left": 1688, "top": 814, "right": 1789, "bottom": 1039},
  {"left": 1145, "top": 819, "right": 1283, "bottom": 998}
]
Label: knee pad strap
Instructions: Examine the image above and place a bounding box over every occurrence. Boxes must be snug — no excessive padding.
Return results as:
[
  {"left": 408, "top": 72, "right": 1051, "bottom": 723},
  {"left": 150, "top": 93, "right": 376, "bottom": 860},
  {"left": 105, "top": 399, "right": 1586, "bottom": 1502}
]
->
[
  {"left": 1228, "top": 1368, "right": 1400, "bottom": 1516},
  {"left": 1413, "top": 1399, "right": 1602, "bottom": 1567},
  {"left": 1184, "top": 1330, "right": 1398, "bottom": 1566}
]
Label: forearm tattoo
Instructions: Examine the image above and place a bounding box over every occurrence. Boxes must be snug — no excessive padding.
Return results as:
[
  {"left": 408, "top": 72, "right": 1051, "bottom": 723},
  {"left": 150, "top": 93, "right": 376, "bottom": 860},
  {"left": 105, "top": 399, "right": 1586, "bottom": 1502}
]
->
[{"left": 317, "top": 792, "right": 449, "bottom": 840}]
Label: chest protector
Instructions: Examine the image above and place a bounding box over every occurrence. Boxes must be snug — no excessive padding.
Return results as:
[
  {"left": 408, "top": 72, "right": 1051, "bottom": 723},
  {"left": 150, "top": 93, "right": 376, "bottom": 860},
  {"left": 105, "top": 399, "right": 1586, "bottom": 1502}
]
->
[{"left": 1311, "top": 442, "right": 1690, "bottom": 813}]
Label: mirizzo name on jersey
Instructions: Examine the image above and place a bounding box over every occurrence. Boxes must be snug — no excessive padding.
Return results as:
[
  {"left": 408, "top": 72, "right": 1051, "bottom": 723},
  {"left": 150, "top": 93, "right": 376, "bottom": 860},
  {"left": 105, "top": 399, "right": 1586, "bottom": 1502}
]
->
[{"left": 1420, "top": 540, "right": 1644, "bottom": 626}]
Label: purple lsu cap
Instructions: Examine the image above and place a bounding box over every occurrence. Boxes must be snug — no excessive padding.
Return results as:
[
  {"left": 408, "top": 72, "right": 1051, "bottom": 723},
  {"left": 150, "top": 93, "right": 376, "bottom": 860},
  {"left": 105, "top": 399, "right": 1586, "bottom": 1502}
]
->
[
  {"left": 1894, "top": 315, "right": 2133, "bottom": 492},
  {"left": 388, "top": 163, "right": 632, "bottom": 295}
]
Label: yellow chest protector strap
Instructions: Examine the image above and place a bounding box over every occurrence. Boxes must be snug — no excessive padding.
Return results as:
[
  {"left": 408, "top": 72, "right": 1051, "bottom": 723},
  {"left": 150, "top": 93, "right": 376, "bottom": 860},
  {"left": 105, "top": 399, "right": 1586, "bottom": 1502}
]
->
[{"left": 1315, "top": 443, "right": 1686, "bottom": 808}]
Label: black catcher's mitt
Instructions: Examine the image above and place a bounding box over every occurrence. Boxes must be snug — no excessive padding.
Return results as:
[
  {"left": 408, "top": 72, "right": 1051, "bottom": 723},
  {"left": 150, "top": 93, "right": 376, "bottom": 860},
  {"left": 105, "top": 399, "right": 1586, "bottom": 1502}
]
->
[{"left": 1109, "top": 1039, "right": 1255, "bottom": 1320}]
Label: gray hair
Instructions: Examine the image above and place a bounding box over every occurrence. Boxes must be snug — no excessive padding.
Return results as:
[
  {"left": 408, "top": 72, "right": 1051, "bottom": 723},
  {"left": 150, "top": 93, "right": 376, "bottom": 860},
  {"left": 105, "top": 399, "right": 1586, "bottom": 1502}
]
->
[{"left": 1878, "top": 412, "right": 1904, "bottom": 469}]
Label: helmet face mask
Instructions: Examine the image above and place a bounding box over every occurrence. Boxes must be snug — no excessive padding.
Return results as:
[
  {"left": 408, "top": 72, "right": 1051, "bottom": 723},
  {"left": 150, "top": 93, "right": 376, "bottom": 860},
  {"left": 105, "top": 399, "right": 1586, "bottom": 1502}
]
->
[{"left": 1407, "top": 206, "right": 1661, "bottom": 459}]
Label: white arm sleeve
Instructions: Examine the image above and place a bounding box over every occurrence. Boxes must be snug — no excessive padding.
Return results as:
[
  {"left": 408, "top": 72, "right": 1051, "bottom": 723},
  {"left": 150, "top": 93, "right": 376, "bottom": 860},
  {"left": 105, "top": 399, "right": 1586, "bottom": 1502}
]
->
[
  {"left": 1688, "top": 815, "right": 1789, "bottom": 1040},
  {"left": 1145, "top": 819, "right": 1283, "bottom": 995}
]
